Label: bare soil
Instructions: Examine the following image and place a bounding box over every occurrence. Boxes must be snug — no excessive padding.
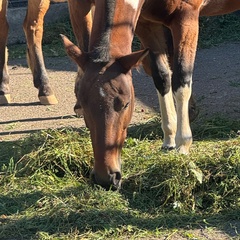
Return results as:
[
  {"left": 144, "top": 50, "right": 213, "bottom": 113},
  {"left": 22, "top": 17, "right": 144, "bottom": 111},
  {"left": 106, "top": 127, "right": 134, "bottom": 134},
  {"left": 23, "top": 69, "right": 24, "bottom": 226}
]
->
[
  {"left": 1, "top": 43, "right": 239, "bottom": 141},
  {"left": 0, "top": 43, "right": 239, "bottom": 239}
]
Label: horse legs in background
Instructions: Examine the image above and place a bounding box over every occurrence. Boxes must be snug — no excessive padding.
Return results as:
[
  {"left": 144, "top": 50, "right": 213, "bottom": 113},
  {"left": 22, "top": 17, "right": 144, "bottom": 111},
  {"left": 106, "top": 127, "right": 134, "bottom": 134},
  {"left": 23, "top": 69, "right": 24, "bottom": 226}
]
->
[
  {"left": 138, "top": 23, "right": 199, "bottom": 126},
  {"left": 161, "top": 26, "right": 199, "bottom": 123},
  {"left": 136, "top": 21, "right": 177, "bottom": 150},
  {"left": 136, "top": 21, "right": 199, "bottom": 152},
  {"left": 23, "top": 0, "right": 58, "bottom": 105},
  {"left": 170, "top": 11, "right": 199, "bottom": 154},
  {"left": 67, "top": 0, "right": 93, "bottom": 116},
  {"left": 0, "top": 0, "right": 10, "bottom": 104},
  {"left": 137, "top": 9, "right": 200, "bottom": 154}
]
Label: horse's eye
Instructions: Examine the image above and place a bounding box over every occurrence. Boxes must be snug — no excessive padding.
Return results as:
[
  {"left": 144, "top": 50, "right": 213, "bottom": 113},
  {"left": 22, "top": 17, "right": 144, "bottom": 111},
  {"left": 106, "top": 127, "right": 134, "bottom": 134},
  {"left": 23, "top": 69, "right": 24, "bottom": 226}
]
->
[
  {"left": 114, "top": 98, "right": 130, "bottom": 111},
  {"left": 123, "top": 102, "right": 130, "bottom": 109}
]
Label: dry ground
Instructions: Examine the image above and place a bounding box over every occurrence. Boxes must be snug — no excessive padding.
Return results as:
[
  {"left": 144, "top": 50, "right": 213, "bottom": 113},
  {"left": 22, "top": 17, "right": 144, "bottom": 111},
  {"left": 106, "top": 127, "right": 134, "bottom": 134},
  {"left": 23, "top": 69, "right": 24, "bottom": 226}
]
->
[{"left": 1, "top": 43, "right": 239, "bottom": 141}]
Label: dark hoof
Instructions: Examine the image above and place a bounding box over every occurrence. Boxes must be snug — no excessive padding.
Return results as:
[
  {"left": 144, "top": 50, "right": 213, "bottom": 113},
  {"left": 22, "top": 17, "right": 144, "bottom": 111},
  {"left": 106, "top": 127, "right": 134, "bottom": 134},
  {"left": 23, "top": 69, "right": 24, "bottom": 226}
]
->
[{"left": 161, "top": 146, "right": 176, "bottom": 151}]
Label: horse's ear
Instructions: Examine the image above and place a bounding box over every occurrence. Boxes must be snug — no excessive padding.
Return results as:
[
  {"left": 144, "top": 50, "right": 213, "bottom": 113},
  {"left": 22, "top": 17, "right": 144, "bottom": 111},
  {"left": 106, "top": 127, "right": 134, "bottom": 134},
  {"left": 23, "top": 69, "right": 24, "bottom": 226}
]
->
[
  {"left": 60, "top": 34, "right": 88, "bottom": 71},
  {"left": 117, "top": 48, "right": 149, "bottom": 73}
]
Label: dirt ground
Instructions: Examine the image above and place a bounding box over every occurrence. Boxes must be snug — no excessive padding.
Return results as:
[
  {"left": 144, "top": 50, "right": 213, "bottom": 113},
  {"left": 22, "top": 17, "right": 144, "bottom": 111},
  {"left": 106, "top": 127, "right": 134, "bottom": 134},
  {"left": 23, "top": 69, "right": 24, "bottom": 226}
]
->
[
  {"left": 1, "top": 43, "right": 239, "bottom": 141},
  {"left": 0, "top": 43, "right": 239, "bottom": 239}
]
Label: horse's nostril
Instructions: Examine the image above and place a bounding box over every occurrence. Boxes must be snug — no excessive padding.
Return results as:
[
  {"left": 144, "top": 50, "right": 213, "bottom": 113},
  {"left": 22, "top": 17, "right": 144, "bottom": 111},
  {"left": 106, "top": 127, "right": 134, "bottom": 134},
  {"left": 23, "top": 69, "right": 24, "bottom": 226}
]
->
[
  {"left": 110, "top": 171, "right": 122, "bottom": 189},
  {"left": 74, "top": 104, "right": 83, "bottom": 117}
]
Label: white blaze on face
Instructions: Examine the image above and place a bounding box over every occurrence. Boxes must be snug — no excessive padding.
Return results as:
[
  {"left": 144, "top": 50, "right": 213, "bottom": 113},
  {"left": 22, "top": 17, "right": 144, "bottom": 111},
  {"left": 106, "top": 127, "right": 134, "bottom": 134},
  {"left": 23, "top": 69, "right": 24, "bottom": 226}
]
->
[
  {"left": 99, "top": 87, "right": 106, "bottom": 98},
  {"left": 124, "top": 0, "right": 140, "bottom": 10}
]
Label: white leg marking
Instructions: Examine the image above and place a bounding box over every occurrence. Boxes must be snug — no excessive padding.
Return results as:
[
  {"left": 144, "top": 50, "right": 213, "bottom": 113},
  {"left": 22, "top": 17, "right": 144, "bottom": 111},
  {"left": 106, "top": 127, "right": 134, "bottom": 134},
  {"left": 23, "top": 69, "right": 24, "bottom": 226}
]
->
[
  {"left": 157, "top": 90, "right": 177, "bottom": 149},
  {"left": 174, "top": 85, "right": 192, "bottom": 154}
]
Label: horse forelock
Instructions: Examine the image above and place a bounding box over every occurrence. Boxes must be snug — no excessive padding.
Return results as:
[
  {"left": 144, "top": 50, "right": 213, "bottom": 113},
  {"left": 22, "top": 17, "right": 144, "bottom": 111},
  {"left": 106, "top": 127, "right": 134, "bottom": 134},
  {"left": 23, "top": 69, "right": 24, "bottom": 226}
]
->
[{"left": 91, "top": 0, "right": 117, "bottom": 63}]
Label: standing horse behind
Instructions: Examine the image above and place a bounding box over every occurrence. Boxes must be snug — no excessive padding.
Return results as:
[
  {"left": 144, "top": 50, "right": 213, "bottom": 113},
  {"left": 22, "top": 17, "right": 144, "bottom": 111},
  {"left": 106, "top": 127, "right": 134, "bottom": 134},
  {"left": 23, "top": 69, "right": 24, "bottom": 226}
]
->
[
  {"left": 62, "top": 0, "right": 240, "bottom": 190},
  {"left": 0, "top": 0, "right": 67, "bottom": 105},
  {"left": 136, "top": 0, "right": 240, "bottom": 154}
]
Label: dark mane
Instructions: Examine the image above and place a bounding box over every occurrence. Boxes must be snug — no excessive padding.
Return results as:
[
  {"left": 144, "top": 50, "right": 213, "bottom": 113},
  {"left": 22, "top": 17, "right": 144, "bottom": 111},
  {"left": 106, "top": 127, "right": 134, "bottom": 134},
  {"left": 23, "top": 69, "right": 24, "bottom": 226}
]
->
[{"left": 91, "top": 0, "right": 116, "bottom": 63}]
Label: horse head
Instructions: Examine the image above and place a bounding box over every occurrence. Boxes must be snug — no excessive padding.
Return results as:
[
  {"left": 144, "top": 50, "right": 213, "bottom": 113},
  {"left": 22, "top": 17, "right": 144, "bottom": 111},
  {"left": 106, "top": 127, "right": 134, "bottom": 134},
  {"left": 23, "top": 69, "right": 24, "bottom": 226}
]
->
[{"left": 62, "top": 35, "right": 148, "bottom": 190}]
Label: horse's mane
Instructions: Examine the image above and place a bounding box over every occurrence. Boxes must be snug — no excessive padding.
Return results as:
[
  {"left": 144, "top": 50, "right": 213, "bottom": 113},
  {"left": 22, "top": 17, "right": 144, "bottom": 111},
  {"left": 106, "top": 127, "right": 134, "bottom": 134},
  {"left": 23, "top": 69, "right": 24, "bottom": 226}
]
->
[{"left": 91, "top": 0, "right": 116, "bottom": 63}]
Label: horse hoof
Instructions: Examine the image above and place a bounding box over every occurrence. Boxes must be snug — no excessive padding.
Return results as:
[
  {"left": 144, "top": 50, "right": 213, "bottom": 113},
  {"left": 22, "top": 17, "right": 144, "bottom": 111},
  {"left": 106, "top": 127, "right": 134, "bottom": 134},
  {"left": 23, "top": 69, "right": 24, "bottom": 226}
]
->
[
  {"left": 39, "top": 95, "right": 58, "bottom": 105},
  {"left": 177, "top": 146, "right": 190, "bottom": 155},
  {"left": 0, "top": 94, "right": 11, "bottom": 105},
  {"left": 161, "top": 146, "right": 176, "bottom": 151}
]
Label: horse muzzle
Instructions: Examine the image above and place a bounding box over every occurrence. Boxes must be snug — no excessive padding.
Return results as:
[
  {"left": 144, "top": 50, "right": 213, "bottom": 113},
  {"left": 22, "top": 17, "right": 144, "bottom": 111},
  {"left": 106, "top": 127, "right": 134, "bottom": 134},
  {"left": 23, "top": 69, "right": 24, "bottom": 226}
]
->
[{"left": 91, "top": 171, "right": 122, "bottom": 190}]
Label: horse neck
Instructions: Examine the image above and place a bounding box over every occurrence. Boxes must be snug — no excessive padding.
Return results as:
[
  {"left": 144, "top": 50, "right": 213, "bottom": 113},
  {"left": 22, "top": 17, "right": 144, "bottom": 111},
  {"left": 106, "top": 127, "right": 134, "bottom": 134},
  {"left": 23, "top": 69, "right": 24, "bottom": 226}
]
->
[{"left": 90, "top": 0, "right": 145, "bottom": 61}]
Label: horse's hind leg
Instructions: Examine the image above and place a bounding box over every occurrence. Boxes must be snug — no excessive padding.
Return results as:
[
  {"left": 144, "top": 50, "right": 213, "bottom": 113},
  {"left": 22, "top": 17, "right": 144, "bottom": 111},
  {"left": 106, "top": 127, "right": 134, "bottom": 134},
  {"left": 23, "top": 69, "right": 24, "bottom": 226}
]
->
[
  {"left": 136, "top": 16, "right": 199, "bottom": 153},
  {"left": 23, "top": 0, "right": 58, "bottom": 105},
  {"left": 0, "top": 0, "right": 10, "bottom": 105},
  {"left": 136, "top": 21, "right": 177, "bottom": 149}
]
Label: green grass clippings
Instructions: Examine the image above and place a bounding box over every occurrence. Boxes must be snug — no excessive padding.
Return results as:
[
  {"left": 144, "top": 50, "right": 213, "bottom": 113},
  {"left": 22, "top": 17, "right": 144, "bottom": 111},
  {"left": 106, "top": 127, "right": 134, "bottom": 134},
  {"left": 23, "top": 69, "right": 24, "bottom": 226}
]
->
[{"left": 0, "top": 117, "right": 239, "bottom": 239}]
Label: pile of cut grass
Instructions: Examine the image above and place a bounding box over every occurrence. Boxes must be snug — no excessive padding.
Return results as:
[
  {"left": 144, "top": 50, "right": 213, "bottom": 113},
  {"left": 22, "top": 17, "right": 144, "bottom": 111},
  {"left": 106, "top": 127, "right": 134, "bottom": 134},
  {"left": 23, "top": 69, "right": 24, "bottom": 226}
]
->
[{"left": 0, "top": 117, "right": 239, "bottom": 239}]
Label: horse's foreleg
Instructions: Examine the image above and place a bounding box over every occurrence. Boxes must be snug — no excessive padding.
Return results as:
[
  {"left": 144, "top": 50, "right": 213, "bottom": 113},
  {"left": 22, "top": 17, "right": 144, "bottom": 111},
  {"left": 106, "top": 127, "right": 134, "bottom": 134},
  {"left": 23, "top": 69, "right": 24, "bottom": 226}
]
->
[
  {"left": 163, "top": 26, "right": 199, "bottom": 123},
  {"left": 68, "top": 0, "right": 93, "bottom": 116},
  {"left": 149, "top": 50, "right": 177, "bottom": 150},
  {"left": 0, "top": 0, "right": 10, "bottom": 105},
  {"left": 170, "top": 10, "right": 200, "bottom": 154},
  {"left": 136, "top": 22, "right": 177, "bottom": 149},
  {"left": 23, "top": 0, "right": 58, "bottom": 105}
]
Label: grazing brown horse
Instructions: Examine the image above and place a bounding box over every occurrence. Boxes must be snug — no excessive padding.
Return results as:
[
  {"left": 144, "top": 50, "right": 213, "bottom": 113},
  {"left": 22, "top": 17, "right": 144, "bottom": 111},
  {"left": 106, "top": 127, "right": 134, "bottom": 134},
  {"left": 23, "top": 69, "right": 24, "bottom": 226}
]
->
[
  {"left": 0, "top": 0, "right": 68, "bottom": 105},
  {"left": 63, "top": 0, "right": 148, "bottom": 190},
  {"left": 62, "top": 0, "right": 240, "bottom": 190}
]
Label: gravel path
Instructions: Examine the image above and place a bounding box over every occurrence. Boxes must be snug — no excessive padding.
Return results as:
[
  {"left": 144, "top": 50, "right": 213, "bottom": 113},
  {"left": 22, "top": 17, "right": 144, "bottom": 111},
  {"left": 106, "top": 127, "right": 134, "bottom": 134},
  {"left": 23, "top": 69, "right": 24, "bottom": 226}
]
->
[{"left": 1, "top": 43, "right": 239, "bottom": 141}]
